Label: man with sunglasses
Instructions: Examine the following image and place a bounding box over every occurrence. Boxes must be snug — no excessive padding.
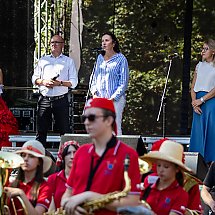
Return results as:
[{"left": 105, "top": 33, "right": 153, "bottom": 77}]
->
[
  {"left": 32, "top": 35, "right": 78, "bottom": 148},
  {"left": 61, "top": 98, "right": 141, "bottom": 215}
]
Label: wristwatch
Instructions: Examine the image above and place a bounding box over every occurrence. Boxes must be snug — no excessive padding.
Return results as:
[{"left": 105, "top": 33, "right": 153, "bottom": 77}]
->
[
  {"left": 60, "top": 81, "right": 63, "bottom": 86},
  {"left": 200, "top": 97, "right": 205, "bottom": 103}
]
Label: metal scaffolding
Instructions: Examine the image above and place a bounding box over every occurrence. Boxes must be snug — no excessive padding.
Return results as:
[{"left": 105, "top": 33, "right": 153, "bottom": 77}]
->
[
  {"left": 33, "top": 0, "right": 70, "bottom": 65},
  {"left": 34, "top": 0, "right": 50, "bottom": 65}
]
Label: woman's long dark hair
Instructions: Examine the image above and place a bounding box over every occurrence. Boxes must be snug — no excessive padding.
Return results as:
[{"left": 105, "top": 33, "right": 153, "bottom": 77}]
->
[
  {"left": 102, "top": 32, "right": 120, "bottom": 54},
  {"left": 11, "top": 157, "right": 44, "bottom": 206}
]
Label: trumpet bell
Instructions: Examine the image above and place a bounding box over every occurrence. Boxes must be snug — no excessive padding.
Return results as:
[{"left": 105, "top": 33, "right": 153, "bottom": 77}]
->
[
  {"left": 0, "top": 151, "right": 24, "bottom": 169},
  {"left": 0, "top": 151, "right": 25, "bottom": 215},
  {"left": 138, "top": 158, "right": 152, "bottom": 174}
]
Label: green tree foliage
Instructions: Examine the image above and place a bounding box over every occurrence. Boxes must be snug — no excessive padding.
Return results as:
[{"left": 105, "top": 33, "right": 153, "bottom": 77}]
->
[{"left": 79, "top": 0, "right": 215, "bottom": 135}]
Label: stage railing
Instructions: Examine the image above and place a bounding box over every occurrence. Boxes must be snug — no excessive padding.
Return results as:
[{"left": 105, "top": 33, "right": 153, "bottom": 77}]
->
[{"left": 9, "top": 135, "right": 61, "bottom": 147}]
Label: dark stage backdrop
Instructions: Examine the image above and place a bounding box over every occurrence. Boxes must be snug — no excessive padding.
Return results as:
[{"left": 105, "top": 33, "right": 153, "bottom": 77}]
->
[{"left": 0, "top": 0, "right": 34, "bottom": 107}]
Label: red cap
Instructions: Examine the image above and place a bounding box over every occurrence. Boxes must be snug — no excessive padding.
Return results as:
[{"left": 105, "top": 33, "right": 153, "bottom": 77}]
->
[
  {"left": 84, "top": 98, "right": 115, "bottom": 113},
  {"left": 151, "top": 138, "right": 169, "bottom": 151},
  {"left": 84, "top": 98, "right": 117, "bottom": 135}
]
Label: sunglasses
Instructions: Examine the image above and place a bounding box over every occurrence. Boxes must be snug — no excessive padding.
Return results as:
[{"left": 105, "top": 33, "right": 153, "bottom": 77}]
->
[
  {"left": 202, "top": 47, "right": 210, "bottom": 52},
  {"left": 81, "top": 114, "right": 107, "bottom": 122},
  {"left": 50, "top": 41, "right": 64, "bottom": 45}
]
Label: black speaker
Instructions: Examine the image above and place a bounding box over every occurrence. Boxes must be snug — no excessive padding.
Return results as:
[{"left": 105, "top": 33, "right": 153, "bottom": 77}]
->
[
  {"left": 10, "top": 107, "right": 35, "bottom": 131},
  {"left": 136, "top": 136, "right": 147, "bottom": 156},
  {"left": 184, "top": 152, "right": 208, "bottom": 182}
]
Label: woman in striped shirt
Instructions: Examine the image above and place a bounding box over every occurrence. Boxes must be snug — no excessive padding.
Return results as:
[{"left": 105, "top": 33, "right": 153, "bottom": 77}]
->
[{"left": 90, "top": 32, "right": 129, "bottom": 135}]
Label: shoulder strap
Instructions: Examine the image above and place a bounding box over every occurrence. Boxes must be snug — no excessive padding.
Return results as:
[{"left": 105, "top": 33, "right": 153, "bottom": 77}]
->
[
  {"left": 142, "top": 184, "right": 152, "bottom": 201},
  {"left": 85, "top": 136, "right": 117, "bottom": 191}
]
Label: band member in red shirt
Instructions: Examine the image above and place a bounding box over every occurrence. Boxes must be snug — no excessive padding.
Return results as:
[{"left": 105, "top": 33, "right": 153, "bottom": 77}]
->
[
  {"left": 141, "top": 140, "right": 193, "bottom": 215},
  {"left": 61, "top": 98, "right": 141, "bottom": 215},
  {"left": 47, "top": 140, "right": 80, "bottom": 211},
  {"left": 4, "top": 140, "right": 52, "bottom": 215}
]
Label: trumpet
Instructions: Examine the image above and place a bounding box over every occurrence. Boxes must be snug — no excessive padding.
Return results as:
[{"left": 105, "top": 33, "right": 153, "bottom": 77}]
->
[{"left": 0, "top": 151, "right": 26, "bottom": 215}]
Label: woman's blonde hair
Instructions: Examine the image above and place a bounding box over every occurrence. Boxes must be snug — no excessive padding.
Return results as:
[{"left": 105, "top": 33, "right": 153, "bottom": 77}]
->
[{"left": 204, "top": 38, "right": 215, "bottom": 66}]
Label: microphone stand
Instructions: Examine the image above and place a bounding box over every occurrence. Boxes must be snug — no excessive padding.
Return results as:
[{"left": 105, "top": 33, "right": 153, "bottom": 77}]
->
[
  {"left": 82, "top": 50, "right": 101, "bottom": 114},
  {"left": 156, "top": 57, "right": 174, "bottom": 138}
]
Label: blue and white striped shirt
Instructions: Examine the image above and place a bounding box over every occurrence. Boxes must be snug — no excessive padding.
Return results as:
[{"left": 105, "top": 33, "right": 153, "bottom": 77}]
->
[{"left": 90, "top": 53, "right": 129, "bottom": 102}]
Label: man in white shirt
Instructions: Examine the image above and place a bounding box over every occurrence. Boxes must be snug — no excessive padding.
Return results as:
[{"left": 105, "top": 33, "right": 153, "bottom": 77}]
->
[{"left": 32, "top": 35, "right": 78, "bottom": 148}]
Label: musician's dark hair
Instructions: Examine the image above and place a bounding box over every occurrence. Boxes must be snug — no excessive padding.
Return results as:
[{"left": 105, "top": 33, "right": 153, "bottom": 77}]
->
[
  {"left": 175, "top": 167, "right": 184, "bottom": 187},
  {"left": 101, "top": 109, "right": 116, "bottom": 128},
  {"left": 58, "top": 144, "right": 79, "bottom": 171}
]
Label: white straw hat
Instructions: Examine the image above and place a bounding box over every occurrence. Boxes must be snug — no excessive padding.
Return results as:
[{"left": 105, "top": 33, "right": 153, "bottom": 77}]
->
[
  {"left": 16, "top": 140, "right": 52, "bottom": 173},
  {"left": 140, "top": 140, "right": 192, "bottom": 172}
]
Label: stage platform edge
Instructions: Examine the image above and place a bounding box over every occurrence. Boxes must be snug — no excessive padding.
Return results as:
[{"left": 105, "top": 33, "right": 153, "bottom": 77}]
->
[
  {"left": 8, "top": 134, "right": 190, "bottom": 150},
  {"left": 61, "top": 134, "right": 190, "bottom": 150}
]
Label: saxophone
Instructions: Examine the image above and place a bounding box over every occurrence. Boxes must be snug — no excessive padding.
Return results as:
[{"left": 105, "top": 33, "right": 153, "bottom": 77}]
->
[
  {"left": 46, "top": 155, "right": 131, "bottom": 215},
  {"left": 82, "top": 154, "right": 131, "bottom": 214}
]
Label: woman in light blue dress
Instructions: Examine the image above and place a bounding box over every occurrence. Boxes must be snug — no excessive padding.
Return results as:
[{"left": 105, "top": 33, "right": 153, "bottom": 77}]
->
[{"left": 190, "top": 38, "right": 215, "bottom": 163}]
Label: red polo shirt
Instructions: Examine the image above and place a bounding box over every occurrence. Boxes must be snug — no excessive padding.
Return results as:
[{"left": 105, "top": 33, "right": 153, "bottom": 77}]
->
[
  {"left": 144, "top": 179, "right": 188, "bottom": 215},
  {"left": 143, "top": 173, "right": 202, "bottom": 213},
  {"left": 8, "top": 179, "right": 51, "bottom": 215},
  {"left": 48, "top": 170, "right": 67, "bottom": 209},
  {"left": 67, "top": 141, "right": 141, "bottom": 215},
  {"left": 20, "top": 179, "right": 51, "bottom": 209}
]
